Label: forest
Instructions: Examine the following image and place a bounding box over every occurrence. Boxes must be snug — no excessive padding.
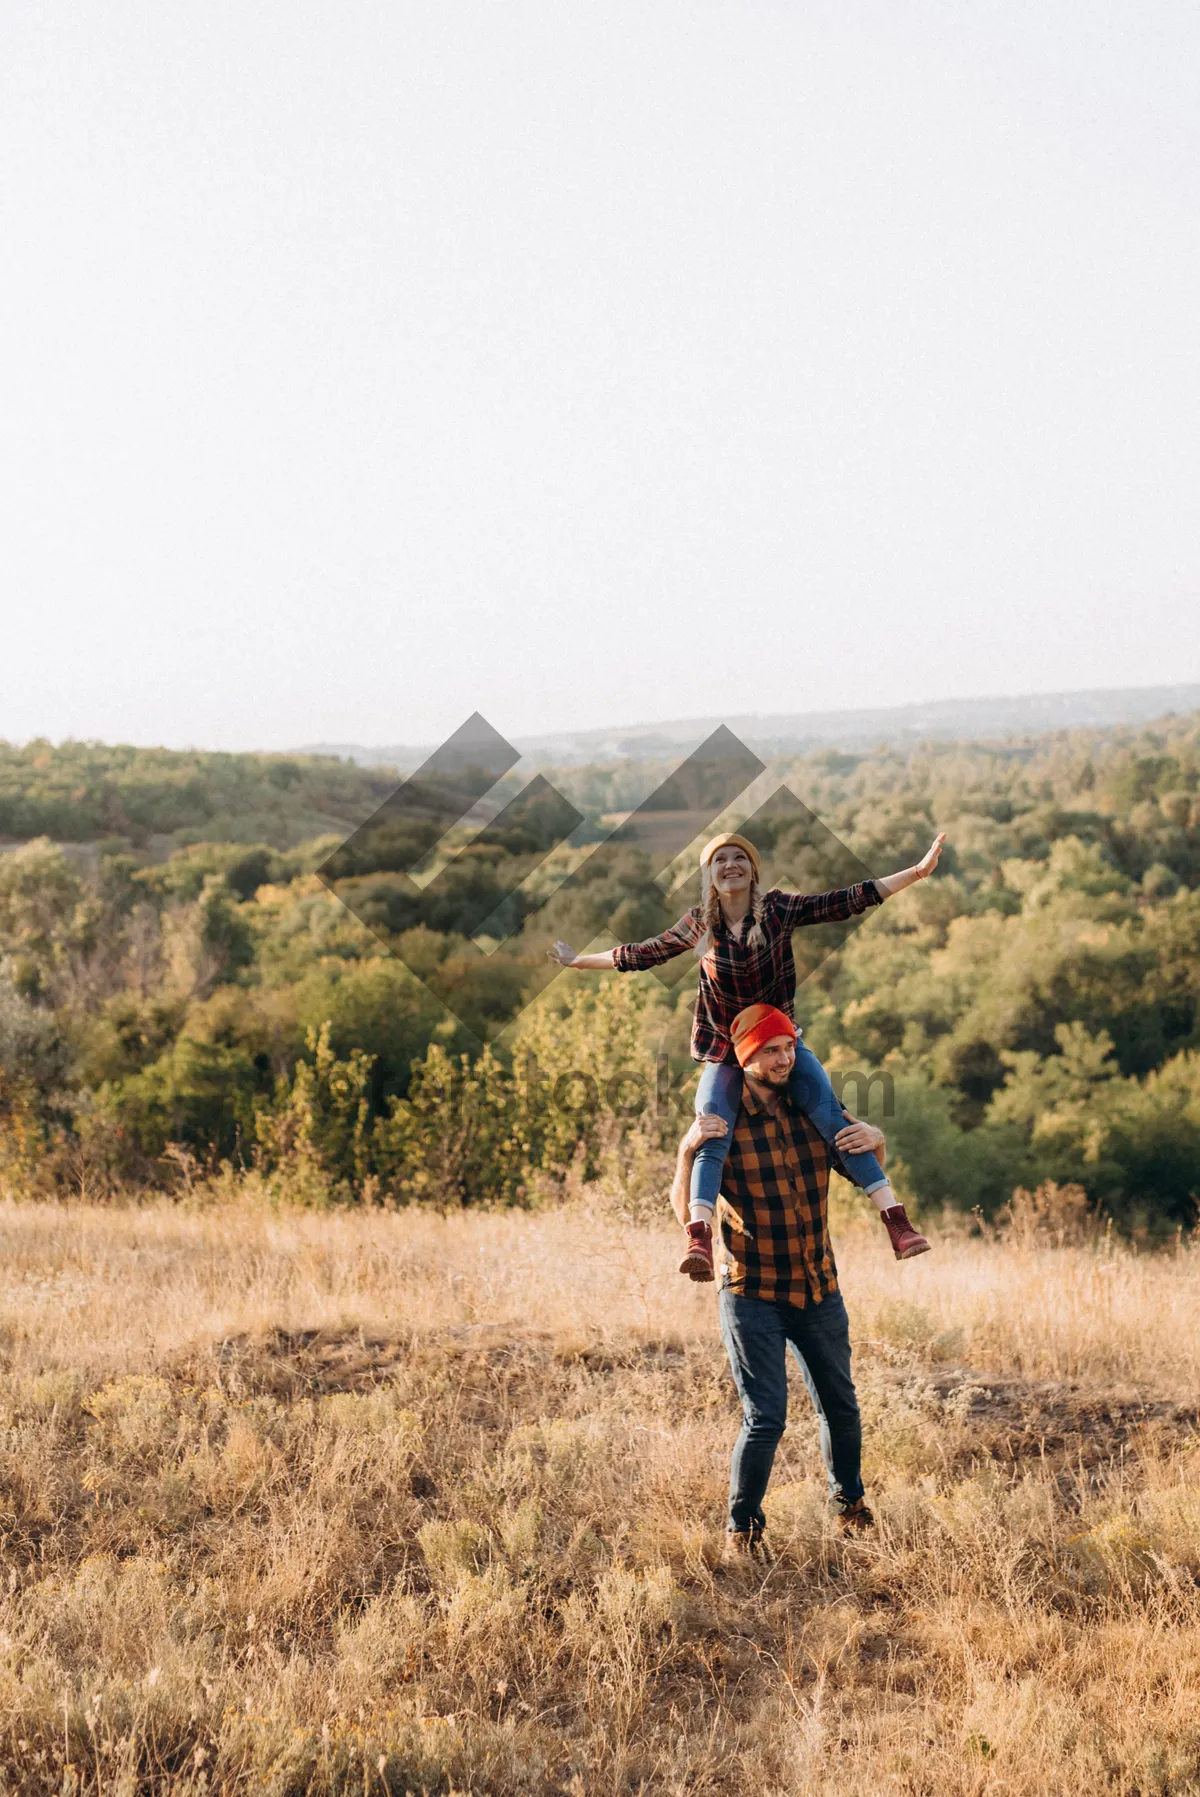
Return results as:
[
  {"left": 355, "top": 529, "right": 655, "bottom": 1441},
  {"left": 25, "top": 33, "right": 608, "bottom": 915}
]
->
[{"left": 1, "top": 712, "right": 1198, "bottom": 1230}]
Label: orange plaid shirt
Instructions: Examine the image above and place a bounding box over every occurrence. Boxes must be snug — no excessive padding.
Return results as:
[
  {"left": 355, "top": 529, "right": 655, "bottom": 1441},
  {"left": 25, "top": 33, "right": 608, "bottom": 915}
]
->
[{"left": 717, "top": 1084, "right": 845, "bottom": 1305}]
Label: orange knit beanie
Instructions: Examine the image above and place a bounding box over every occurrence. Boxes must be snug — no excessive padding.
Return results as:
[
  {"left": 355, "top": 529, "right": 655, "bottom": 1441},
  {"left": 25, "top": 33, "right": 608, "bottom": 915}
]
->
[{"left": 730, "top": 1003, "right": 796, "bottom": 1068}]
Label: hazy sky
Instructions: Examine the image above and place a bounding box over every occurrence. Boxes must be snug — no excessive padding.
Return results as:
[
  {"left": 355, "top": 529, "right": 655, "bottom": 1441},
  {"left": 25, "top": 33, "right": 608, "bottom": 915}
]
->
[{"left": 2, "top": 2, "right": 1198, "bottom": 751}]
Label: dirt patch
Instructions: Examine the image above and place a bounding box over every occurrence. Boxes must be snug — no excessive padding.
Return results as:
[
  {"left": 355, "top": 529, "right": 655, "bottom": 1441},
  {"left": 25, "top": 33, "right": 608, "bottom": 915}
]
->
[
  {"left": 186, "top": 1322, "right": 693, "bottom": 1399},
  {"left": 424, "top": 1323, "right": 688, "bottom": 1372},
  {"left": 184, "top": 1330, "right": 1200, "bottom": 1502},
  {"left": 914, "top": 1365, "right": 1200, "bottom": 1483},
  {"left": 199, "top": 1326, "right": 413, "bottom": 1399}
]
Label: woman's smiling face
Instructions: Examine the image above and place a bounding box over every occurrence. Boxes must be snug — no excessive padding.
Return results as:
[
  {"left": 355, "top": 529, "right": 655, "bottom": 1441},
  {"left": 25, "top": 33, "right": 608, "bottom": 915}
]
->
[{"left": 710, "top": 845, "right": 753, "bottom": 891}]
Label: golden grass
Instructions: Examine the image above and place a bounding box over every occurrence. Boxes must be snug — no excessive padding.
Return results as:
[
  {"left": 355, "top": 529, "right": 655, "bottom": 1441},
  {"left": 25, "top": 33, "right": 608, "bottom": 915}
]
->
[{"left": 0, "top": 1191, "right": 1199, "bottom": 1793}]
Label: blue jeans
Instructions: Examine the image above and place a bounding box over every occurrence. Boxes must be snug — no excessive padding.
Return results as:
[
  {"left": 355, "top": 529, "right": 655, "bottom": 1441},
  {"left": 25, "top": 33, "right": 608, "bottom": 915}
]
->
[
  {"left": 690, "top": 1046, "right": 888, "bottom": 1210},
  {"left": 718, "top": 1286, "right": 864, "bottom": 1532}
]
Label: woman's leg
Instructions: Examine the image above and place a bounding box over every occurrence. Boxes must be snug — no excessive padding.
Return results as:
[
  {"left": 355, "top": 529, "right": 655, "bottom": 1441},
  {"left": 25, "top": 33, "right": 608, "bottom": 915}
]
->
[
  {"left": 788, "top": 1040, "right": 891, "bottom": 1203},
  {"left": 689, "top": 1061, "right": 742, "bottom": 1218}
]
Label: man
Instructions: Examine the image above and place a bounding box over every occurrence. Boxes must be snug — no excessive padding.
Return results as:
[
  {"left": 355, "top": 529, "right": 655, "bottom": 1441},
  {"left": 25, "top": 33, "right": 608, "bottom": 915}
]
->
[{"left": 670, "top": 1002, "right": 900, "bottom": 1555}]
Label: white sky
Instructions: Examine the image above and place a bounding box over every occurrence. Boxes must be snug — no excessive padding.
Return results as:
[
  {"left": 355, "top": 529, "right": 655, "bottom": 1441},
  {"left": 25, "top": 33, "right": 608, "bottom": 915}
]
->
[{"left": 2, "top": 2, "right": 1198, "bottom": 752}]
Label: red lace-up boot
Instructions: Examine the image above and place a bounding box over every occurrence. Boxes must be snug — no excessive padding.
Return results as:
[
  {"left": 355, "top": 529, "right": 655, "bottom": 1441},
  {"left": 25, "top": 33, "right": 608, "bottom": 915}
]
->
[
  {"left": 678, "top": 1219, "right": 714, "bottom": 1281},
  {"left": 880, "top": 1204, "right": 930, "bottom": 1260}
]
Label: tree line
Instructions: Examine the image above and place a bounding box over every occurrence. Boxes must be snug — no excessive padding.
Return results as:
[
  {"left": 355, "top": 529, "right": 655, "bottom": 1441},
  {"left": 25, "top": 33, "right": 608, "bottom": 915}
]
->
[{"left": 1, "top": 714, "right": 1198, "bottom": 1230}]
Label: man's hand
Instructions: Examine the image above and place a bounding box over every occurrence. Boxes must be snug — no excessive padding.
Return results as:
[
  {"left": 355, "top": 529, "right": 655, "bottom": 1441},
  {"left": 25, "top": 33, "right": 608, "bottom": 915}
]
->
[
  {"left": 834, "top": 1113, "right": 885, "bottom": 1157},
  {"left": 548, "top": 939, "right": 578, "bottom": 966},
  {"left": 669, "top": 1113, "right": 729, "bottom": 1226},
  {"left": 683, "top": 1113, "right": 728, "bottom": 1154}
]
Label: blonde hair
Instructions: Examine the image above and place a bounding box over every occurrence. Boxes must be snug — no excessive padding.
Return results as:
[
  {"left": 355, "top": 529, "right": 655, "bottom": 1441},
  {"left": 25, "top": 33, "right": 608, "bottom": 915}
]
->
[{"left": 694, "top": 862, "right": 767, "bottom": 959}]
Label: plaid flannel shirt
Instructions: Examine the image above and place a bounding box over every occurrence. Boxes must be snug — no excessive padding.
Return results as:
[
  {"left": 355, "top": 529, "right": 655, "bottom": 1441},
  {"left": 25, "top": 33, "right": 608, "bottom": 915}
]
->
[
  {"left": 612, "top": 883, "right": 881, "bottom": 1063},
  {"left": 717, "top": 1084, "right": 845, "bottom": 1305}
]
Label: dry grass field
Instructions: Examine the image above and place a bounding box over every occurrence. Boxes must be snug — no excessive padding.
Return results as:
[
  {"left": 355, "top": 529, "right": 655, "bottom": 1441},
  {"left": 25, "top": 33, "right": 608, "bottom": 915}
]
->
[{"left": 1, "top": 1185, "right": 1200, "bottom": 1795}]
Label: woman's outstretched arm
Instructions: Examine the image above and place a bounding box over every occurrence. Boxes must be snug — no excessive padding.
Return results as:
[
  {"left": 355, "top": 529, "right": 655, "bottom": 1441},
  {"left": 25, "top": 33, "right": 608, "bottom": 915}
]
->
[
  {"left": 771, "top": 833, "right": 947, "bottom": 930},
  {"left": 548, "top": 942, "right": 617, "bottom": 970},
  {"left": 872, "top": 832, "right": 947, "bottom": 898},
  {"left": 549, "top": 909, "right": 701, "bottom": 973}
]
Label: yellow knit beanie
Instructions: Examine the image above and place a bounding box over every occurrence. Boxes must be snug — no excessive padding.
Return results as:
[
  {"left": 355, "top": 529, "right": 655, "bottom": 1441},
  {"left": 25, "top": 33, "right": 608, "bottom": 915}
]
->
[{"left": 699, "top": 833, "right": 761, "bottom": 882}]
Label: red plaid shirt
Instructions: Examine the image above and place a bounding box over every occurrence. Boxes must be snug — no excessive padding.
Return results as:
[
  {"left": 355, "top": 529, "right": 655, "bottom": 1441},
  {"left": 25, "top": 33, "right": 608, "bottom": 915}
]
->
[{"left": 612, "top": 883, "right": 881, "bottom": 1063}]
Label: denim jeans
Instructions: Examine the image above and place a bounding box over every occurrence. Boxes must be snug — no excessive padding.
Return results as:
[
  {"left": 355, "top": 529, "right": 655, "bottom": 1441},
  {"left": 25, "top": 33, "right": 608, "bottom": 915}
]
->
[
  {"left": 718, "top": 1286, "right": 864, "bottom": 1533},
  {"left": 690, "top": 1047, "right": 888, "bottom": 1211}
]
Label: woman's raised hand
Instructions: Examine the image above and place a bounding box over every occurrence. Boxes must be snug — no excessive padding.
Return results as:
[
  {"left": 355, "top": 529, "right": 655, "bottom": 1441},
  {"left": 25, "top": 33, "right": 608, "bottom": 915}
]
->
[
  {"left": 916, "top": 832, "right": 947, "bottom": 879},
  {"left": 548, "top": 939, "right": 578, "bottom": 967}
]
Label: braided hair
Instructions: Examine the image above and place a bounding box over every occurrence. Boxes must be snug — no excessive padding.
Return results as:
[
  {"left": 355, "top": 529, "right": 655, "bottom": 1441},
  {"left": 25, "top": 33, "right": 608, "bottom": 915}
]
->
[{"left": 694, "top": 862, "right": 767, "bottom": 959}]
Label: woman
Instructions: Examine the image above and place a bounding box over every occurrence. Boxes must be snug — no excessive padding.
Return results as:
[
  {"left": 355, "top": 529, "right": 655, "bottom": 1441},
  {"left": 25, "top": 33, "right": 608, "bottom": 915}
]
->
[{"left": 549, "top": 828, "right": 945, "bottom": 1273}]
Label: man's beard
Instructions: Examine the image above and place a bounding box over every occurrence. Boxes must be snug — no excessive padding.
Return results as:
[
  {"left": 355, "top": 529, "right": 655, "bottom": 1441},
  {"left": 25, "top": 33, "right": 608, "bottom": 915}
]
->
[{"left": 752, "top": 1065, "right": 792, "bottom": 1090}]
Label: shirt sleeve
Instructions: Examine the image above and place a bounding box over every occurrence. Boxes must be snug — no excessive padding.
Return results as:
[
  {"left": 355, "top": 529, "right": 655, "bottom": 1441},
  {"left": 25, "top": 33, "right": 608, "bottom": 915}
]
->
[
  {"left": 611, "top": 908, "right": 702, "bottom": 971},
  {"left": 770, "top": 880, "right": 882, "bottom": 931}
]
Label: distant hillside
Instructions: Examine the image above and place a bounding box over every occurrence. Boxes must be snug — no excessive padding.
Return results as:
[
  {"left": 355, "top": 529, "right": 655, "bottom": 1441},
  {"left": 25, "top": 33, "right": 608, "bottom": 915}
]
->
[
  {"left": 308, "top": 683, "right": 1200, "bottom": 770},
  {"left": 0, "top": 741, "right": 394, "bottom": 849},
  {"left": 5, "top": 685, "right": 1199, "bottom": 852}
]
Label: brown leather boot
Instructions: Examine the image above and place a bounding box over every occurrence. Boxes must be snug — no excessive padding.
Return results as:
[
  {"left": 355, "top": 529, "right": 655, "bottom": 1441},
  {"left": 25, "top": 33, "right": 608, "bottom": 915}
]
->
[
  {"left": 836, "top": 1496, "right": 875, "bottom": 1534},
  {"left": 678, "top": 1219, "right": 714, "bottom": 1281},
  {"left": 880, "top": 1204, "right": 930, "bottom": 1260},
  {"left": 724, "top": 1521, "right": 768, "bottom": 1561}
]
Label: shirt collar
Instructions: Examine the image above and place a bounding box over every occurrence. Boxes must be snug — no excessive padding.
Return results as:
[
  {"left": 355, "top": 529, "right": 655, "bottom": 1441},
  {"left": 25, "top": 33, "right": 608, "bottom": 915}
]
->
[{"left": 740, "top": 1080, "right": 793, "bottom": 1119}]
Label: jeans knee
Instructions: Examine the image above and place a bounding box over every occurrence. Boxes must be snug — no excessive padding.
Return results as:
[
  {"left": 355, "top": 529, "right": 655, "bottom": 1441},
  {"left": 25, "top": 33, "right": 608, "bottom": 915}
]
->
[
  {"left": 742, "top": 1411, "right": 786, "bottom": 1448},
  {"left": 823, "top": 1393, "right": 860, "bottom": 1432}
]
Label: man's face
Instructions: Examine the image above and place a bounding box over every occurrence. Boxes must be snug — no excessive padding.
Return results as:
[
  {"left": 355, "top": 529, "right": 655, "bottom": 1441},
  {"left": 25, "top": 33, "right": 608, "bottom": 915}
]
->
[{"left": 743, "top": 1034, "right": 796, "bottom": 1089}]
